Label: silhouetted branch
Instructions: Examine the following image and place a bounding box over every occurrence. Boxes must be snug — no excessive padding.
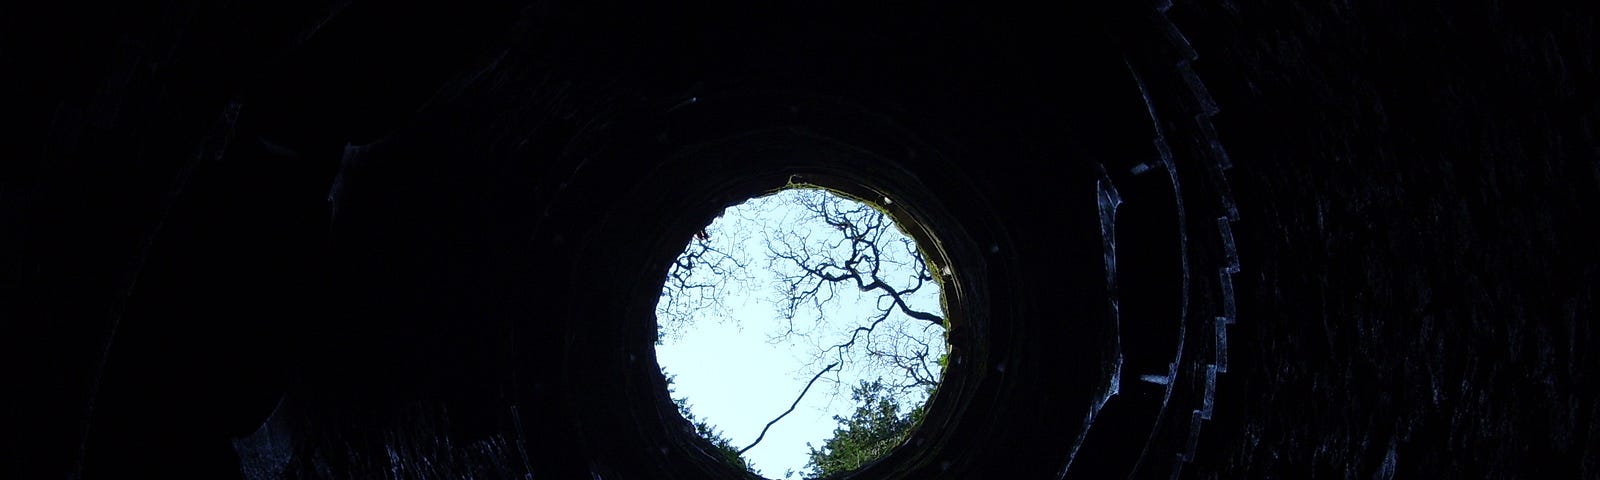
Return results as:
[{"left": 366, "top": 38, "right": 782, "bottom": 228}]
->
[{"left": 738, "top": 362, "right": 840, "bottom": 455}]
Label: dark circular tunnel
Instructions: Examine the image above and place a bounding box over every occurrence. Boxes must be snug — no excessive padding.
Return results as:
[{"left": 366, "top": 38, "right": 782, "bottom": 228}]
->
[{"left": 5, "top": 1, "right": 1597, "bottom": 479}]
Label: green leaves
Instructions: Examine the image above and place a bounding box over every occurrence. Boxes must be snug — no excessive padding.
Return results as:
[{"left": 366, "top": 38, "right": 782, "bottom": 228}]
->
[{"left": 801, "top": 380, "right": 925, "bottom": 478}]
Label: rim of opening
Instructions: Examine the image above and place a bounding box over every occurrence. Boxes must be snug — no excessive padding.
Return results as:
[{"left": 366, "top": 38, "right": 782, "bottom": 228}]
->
[
  {"left": 655, "top": 176, "right": 960, "bottom": 476},
  {"left": 560, "top": 107, "right": 1001, "bottom": 480}
]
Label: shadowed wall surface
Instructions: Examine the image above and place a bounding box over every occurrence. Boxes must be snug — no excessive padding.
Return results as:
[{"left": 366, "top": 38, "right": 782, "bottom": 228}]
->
[{"left": 4, "top": 1, "right": 1596, "bottom": 478}]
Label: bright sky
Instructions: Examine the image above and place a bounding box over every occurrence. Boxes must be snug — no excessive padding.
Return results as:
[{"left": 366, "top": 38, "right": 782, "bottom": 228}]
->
[{"left": 655, "top": 189, "right": 945, "bottom": 478}]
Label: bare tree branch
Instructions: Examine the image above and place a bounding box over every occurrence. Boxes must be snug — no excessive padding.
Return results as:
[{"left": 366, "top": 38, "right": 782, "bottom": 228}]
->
[
  {"left": 656, "top": 188, "right": 946, "bottom": 413},
  {"left": 738, "top": 362, "right": 839, "bottom": 455},
  {"left": 753, "top": 190, "right": 946, "bottom": 398}
]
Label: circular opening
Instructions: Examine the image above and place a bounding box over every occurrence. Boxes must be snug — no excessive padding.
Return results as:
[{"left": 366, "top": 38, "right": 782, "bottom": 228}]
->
[
  {"left": 655, "top": 185, "right": 949, "bottom": 478},
  {"left": 566, "top": 119, "right": 996, "bottom": 480}
]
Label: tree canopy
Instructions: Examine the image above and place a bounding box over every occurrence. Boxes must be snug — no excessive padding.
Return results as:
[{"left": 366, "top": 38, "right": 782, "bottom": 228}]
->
[
  {"left": 801, "top": 380, "right": 927, "bottom": 478},
  {"left": 655, "top": 187, "right": 947, "bottom": 476}
]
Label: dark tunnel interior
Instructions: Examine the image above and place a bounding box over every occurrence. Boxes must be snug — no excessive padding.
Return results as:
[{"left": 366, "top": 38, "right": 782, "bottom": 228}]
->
[{"left": 4, "top": 1, "right": 1598, "bottom": 478}]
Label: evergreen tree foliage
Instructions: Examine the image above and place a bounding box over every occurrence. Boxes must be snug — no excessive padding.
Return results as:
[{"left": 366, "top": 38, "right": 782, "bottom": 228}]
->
[{"left": 800, "top": 380, "right": 926, "bottom": 478}]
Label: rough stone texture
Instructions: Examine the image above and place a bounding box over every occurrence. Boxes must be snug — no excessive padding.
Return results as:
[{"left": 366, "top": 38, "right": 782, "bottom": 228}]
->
[{"left": 4, "top": 0, "right": 1594, "bottom": 478}]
